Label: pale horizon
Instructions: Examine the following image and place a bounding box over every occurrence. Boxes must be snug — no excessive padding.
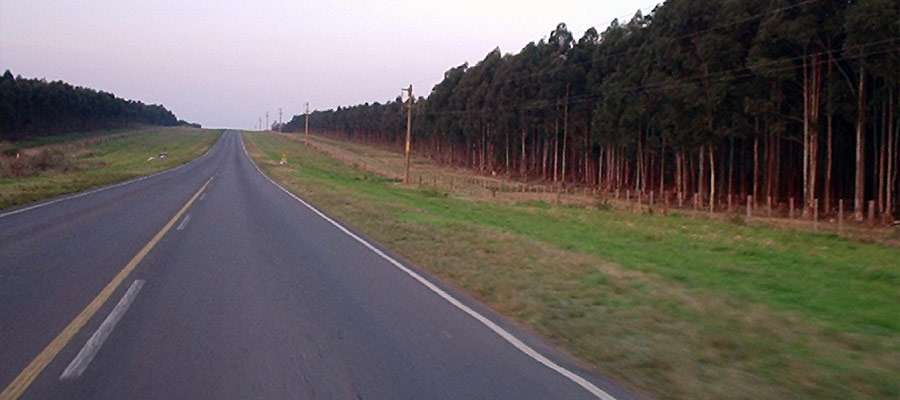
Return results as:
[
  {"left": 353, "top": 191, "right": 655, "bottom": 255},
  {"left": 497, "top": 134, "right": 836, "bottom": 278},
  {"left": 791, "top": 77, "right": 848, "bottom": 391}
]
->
[{"left": 1, "top": 0, "right": 658, "bottom": 129}]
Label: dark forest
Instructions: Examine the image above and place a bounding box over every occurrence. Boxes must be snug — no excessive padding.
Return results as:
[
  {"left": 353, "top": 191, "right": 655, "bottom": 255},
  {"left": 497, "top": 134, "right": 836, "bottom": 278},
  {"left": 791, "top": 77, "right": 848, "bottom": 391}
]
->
[
  {"left": 285, "top": 0, "right": 899, "bottom": 221},
  {"left": 0, "top": 70, "right": 182, "bottom": 141}
]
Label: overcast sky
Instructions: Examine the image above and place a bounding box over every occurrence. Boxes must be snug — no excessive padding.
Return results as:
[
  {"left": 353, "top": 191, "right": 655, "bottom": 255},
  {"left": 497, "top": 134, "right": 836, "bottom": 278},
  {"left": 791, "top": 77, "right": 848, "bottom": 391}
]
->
[{"left": 1, "top": 0, "right": 658, "bottom": 129}]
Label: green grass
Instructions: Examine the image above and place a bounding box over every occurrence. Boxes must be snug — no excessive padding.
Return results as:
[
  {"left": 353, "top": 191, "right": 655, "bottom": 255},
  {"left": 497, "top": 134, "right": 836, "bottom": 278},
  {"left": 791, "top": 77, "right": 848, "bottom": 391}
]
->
[
  {"left": 11, "top": 126, "right": 137, "bottom": 148},
  {"left": 244, "top": 131, "right": 900, "bottom": 400},
  {"left": 0, "top": 127, "right": 222, "bottom": 210}
]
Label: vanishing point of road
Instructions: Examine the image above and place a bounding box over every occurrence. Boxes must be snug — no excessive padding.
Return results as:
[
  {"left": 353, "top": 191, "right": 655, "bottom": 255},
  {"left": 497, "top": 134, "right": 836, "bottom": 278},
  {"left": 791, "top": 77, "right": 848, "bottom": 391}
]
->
[{"left": 0, "top": 130, "right": 639, "bottom": 400}]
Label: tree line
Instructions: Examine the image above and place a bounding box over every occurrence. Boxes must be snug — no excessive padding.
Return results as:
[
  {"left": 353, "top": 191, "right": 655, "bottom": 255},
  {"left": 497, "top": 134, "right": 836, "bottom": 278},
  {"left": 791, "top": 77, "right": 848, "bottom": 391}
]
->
[
  {"left": 283, "top": 0, "right": 899, "bottom": 221},
  {"left": 0, "top": 70, "right": 189, "bottom": 141}
]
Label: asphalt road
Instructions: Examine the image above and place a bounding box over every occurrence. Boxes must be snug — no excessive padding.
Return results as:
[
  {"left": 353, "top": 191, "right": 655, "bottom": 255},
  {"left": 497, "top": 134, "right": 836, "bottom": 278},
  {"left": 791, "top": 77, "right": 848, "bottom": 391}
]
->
[{"left": 0, "top": 130, "right": 640, "bottom": 400}]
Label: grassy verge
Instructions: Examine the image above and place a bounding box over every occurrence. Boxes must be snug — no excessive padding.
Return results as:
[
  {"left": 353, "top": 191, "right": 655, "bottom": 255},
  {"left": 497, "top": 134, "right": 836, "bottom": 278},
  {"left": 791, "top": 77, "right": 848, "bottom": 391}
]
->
[
  {"left": 11, "top": 126, "right": 139, "bottom": 148},
  {"left": 0, "top": 126, "right": 222, "bottom": 210},
  {"left": 244, "top": 130, "right": 899, "bottom": 400}
]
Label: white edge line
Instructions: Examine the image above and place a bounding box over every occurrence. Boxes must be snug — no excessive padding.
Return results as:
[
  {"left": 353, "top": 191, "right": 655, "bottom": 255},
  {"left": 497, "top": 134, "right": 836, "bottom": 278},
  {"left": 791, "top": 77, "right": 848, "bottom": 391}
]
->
[
  {"left": 176, "top": 214, "right": 192, "bottom": 231},
  {"left": 60, "top": 279, "right": 145, "bottom": 380},
  {"left": 239, "top": 132, "right": 617, "bottom": 400},
  {"left": 0, "top": 134, "right": 219, "bottom": 219}
]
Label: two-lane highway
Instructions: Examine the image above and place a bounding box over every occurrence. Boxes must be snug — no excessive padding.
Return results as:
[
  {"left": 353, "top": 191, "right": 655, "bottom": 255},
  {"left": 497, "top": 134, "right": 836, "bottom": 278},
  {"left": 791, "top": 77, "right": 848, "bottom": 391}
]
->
[{"left": 0, "top": 130, "right": 639, "bottom": 399}]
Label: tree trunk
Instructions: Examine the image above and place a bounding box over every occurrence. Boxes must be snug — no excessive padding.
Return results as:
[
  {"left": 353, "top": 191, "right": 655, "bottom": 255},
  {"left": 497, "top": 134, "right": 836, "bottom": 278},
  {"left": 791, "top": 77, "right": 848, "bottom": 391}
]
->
[
  {"left": 709, "top": 145, "right": 716, "bottom": 212},
  {"left": 520, "top": 129, "right": 527, "bottom": 176},
  {"left": 698, "top": 146, "right": 705, "bottom": 204},
  {"left": 825, "top": 56, "right": 834, "bottom": 214},
  {"left": 879, "top": 99, "right": 887, "bottom": 216},
  {"left": 802, "top": 53, "right": 810, "bottom": 215},
  {"left": 886, "top": 91, "right": 894, "bottom": 220},
  {"left": 854, "top": 66, "right": 866, "bottom": 221},
  {"left": 727, "top": 137, "right": 734, "bottom": 205},
  {"left": 660, "top": 134, "right": 666, "bottom": 197},
  {"left": 505, "top": 129, "right": 510, "bottom": 174},
  {"left": 808, "top": 55, "right": 821, "bottom": 214},
  {"left": 562, "top": 86, "right": 569, "bottom": 183},
  {"left": 753, "top": 124, "right": 759, "bottom": 205}
]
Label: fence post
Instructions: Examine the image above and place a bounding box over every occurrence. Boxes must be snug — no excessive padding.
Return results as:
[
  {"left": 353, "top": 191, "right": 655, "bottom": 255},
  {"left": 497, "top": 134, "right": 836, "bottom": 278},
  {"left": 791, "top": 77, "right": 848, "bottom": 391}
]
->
[{"left": 746, "top": 195, "right": 752, "bottom": 223}]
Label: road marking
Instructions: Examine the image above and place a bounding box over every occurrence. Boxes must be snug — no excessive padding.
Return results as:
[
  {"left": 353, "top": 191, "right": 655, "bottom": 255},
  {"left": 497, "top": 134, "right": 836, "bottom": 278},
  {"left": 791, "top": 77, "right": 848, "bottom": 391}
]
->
[
  {"left": 176, "top": 214, "right": 192, "bottom": 231},
  {"left": 240, "top": 135, "right": 616, "bottom": 400},
  {"left": 0, "top": 176, "right": 213, "bottom": 400},
  {"left": 0, "top": 135, "right": 219, "bottom": 220},
  {"left": 59, "top": 279, "right": 145, "bottom": 380}
]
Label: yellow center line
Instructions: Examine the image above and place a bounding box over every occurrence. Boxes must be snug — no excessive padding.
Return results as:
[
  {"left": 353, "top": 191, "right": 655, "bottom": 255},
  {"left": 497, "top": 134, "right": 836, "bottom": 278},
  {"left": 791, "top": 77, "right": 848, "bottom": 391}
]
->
[{"left": 0, "top": 175, "right": 214, "bottom": 400}]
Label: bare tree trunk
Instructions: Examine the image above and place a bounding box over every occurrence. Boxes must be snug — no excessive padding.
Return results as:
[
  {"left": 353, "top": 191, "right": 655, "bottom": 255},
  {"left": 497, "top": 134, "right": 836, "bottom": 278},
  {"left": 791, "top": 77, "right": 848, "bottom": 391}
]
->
[
  {"left": 660, "top": 134, "right": 666, "bottom": 197},
  {"left": 808, "top": 55, "right": 821, "bottom": 214},
  {"left": 598, "top": 147, "right": 604, "bottom": 187},
  {"left": 636, "top": 128, "right": 643, "bottom": 192},
  {"left": 584, "top": 129, "right": 590, "bottom": 184},
  {"left": 753, "top": 123, "right": 759, "bottom": 205},
  {"left": 505, "top": 129, "right": 510, "bottom": 174},
  {"left": 803, "top": 53, "right": 810, "bottom": 215},
  {"left": 543, "top": 136, "right": 549, "bottom": 179},
  {"left": 698, "top": 146, "right": 705, "bottom": 204},
  {"left": 553, "top": 111, "right": 559, "bottom": 182},
  {"left": 854, "top": 66, "right": 866, "bottom": 221},
  {"left": 879, "top": 99, "right": 887, "bottom": 216},
  {"left": 774, "top": 133, "right": 781, "bottom": 202},
  {"left": 520, "top": 129, "right": 527, "bottom": 176},
  {"left": 887, "top": 91, "right": 894, "bottom": 220},
  {"left": 709, "top": 145, "right": 716, "bottom": 212},
  {"left": 676, "top": 151, "right": 683, "bottom": 202},
  {"left": 562, "top": 86, "right": 569, "bottom": 183},
  {"left": 825, "top": 56, "right": 834, "bottom": 214},
  {"left": 728, "top": 137, "right": 734, "bottom": 206}
]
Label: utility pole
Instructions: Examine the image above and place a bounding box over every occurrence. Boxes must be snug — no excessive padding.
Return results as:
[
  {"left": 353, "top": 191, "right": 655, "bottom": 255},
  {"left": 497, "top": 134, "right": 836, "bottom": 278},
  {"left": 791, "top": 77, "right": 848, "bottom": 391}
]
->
[
  {"left": 401, "top": 84, "right": 413, "bottom": 184},
  {"left": 304, "top": 102, "right": 310, "bottom": 145},
  {"left": 265, "top": 112, "right": 269, "bottom": 131},
  {"left": 258, "top": 117, "right": 262, "bottom": 132},
  {"left": 278, "top": 108, "right": 282, "bottom": 132}
]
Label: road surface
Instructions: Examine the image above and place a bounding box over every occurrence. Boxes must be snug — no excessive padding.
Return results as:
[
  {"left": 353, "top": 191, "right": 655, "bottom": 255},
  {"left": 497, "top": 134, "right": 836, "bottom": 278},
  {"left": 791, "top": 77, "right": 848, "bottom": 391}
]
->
[{"left": 0, "top": 130, "right": 639, "bottom": 400}]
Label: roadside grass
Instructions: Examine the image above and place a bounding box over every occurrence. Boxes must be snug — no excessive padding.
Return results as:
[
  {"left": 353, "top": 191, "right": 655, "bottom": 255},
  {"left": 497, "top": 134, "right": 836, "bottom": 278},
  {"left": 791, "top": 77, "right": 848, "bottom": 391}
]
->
[
  {"left": 244, "top": 130, "right": 899, "bottom": 400},
  {"left": 303, "top": 133, "right": 898, "bottom": 245},
  {"left": 0, "top": 127, "right": 222, "bottom": 210},
  {"left": 11, "top": 126, "right": 137, "bottom": 148}
]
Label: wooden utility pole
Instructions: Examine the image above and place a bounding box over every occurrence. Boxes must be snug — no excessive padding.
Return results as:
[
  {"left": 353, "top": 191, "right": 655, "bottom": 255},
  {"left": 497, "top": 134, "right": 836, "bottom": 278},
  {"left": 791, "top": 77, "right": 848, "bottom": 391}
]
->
[
  {"left": 258, "top": 117, "right": 262, "bottom": 132},
  {"left": 402, "top": 84, "right": 413, "bottom": 184},
  {"left": 304, "top": 102, "right": 310, "bottom": 145},
  {"left": 265, "top": 112, "right": 269, "bottom": 131},
  {"left": 278, "top": 108, "right": 282, "bottom": 131}
]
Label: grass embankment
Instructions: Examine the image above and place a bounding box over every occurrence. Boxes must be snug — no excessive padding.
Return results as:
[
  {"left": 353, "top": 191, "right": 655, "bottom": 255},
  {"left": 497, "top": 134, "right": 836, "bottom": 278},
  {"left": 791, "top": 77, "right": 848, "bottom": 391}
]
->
[
  {"left": 244, "top": 130, "right": 899, "bottom": 400},
  {"left": 0, "top": 127, "right": 222, "bottom": 210}
]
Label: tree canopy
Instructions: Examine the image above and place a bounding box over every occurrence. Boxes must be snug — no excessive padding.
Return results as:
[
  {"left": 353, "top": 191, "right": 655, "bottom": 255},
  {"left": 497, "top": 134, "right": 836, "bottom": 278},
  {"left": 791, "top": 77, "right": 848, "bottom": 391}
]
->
[
  {"left": 0, "top": 70, "right": 182, "bottom": 141},
  {"left": 285, "top": 0, "right": 899, "bottom": 220}
]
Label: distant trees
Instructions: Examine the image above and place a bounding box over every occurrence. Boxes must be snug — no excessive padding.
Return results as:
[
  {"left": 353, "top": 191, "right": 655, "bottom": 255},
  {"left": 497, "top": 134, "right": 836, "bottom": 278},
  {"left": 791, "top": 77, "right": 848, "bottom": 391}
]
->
[
  {"left": 0, "top": 70, "right": 179, "bottom": 141},
  {"left": 285, "top": 0, "right": 899, "bottom": 220}
]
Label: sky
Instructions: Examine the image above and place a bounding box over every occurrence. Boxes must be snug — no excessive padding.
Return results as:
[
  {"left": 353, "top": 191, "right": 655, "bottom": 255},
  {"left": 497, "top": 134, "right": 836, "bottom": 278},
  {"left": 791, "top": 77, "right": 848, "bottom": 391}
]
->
[{"left": 1, "top": 0, "right": 658, "bottom": 129}]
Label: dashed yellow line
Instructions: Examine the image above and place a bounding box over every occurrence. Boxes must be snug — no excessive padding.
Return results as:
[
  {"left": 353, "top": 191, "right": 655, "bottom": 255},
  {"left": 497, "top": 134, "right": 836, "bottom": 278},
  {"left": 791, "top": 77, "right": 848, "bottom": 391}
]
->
[{"left": 0, "top": 176, "right": 214, "bottom": 400}]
